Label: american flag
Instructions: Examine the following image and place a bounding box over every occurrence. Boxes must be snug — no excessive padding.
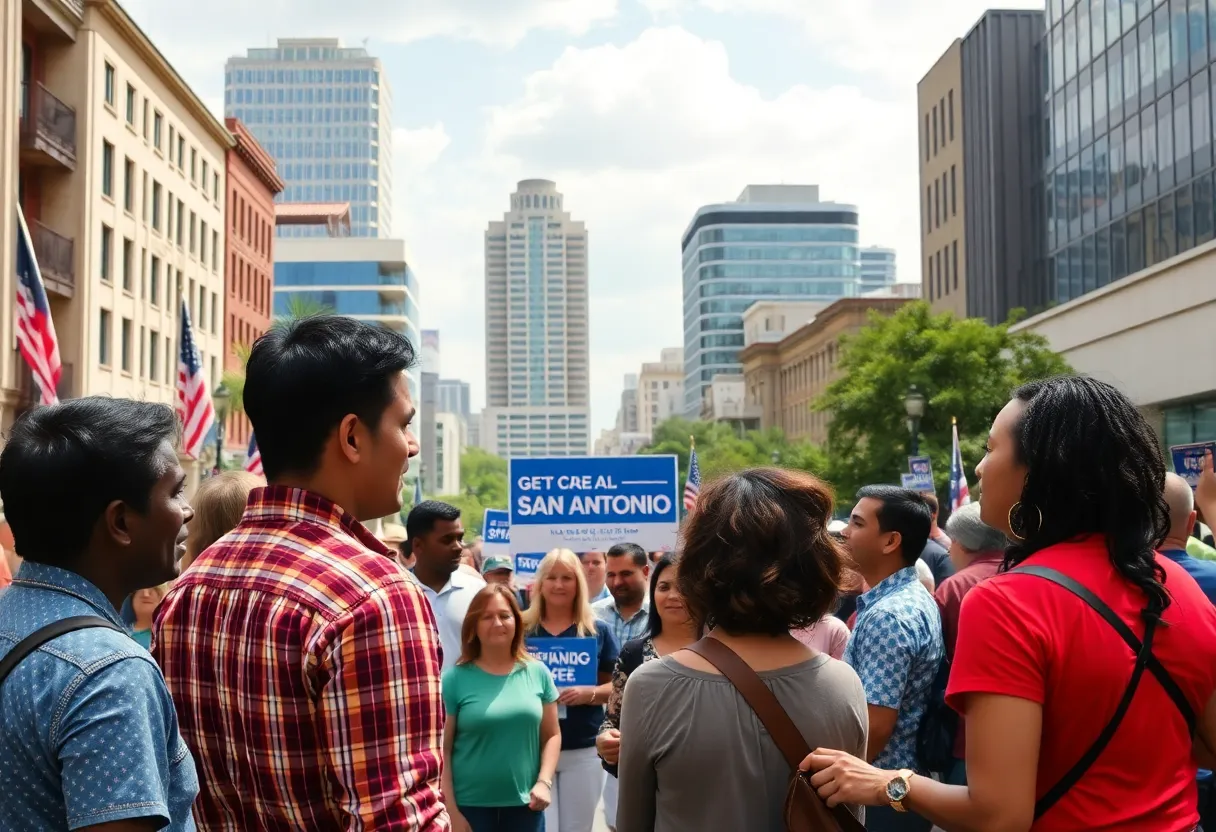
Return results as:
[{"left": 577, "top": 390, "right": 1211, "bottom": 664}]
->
[
  {"left": 950, "top": 418, "right": 972, "bottom": 513},
  {"left": 683, "top": 444, "right": 701, "bottom": 512},
  {"left": 176, "top": 299, "right": 215, "bottom": 459},
  {"left": 15, "top": 206, "right": 61, "bottom": 405},
  {"left": 244, "top": 432, "right": 264, "bottom": 477}
]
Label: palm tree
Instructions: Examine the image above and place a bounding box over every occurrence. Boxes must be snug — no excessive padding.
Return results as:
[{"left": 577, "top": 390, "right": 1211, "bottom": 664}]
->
[{"left": 222, "top": 296, "right": 333, "bottom": 418}]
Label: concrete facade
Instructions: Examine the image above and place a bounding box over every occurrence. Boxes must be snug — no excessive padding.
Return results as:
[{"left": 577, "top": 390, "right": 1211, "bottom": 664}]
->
[
  {"left": 918, "top": 40, "right": 967, "bottom": 318},
  {"left": 637, "top": 348, "right": 683, "bottom": 440},
  {"left": 433, "top": 411, "right": 464, "bottom": 496},
  {"left": 0, "top": 0, "right": 26, "bottom": 429}
]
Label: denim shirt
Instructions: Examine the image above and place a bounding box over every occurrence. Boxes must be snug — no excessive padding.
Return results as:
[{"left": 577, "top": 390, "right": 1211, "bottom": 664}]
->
[
  {"left": 0, "top": 562, "right": 199, "bottom": 831},
  {"left": 843, "top": 566, "right": 944, "bottom": 770}
]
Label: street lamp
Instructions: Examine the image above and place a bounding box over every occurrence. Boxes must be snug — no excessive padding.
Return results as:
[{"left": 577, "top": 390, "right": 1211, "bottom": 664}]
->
[
  {"left": 212, "top": 382, "right": 231, "bottom": 472},
  {"left": 904, "top": 384, "right": 925, "bottom": 457}
]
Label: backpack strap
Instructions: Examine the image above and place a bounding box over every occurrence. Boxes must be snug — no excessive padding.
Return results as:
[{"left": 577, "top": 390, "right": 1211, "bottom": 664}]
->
[
  {"left": 0, "top": 616, "right": 126, "bottom": 689},
  {"left": 1013, "top": 566, "right": 1187, "bottom": 819},
  {"left": 684, "top": 636, "right": 866, "bottom": 832}
]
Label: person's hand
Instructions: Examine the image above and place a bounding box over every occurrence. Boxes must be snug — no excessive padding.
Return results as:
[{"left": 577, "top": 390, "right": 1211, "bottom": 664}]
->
[
  {"left": 529, "top": 780, "right": 552, "bottom": 812},
  {"left": 1198, "top": 450, "right": 1216, "bottom": 516},
  {"left": 801, "top": 748, "right": 894, "bottom": 808},
  {"left": 557, "top": 686, "right": 594, "bottom": 706},
  {"left": 449, "top": 811, "right": 473, "bottom": 832},
  {"left": 597, "top": 728, "right": 621, "bottom": 764}
]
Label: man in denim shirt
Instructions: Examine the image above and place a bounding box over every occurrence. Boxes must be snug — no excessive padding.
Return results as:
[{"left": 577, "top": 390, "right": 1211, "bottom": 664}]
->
[
  {"left": 0, "top": 398, "right": 199, "bottom": 831},
  {"left": 841, "top": 486, "right": 944, "bottom": 832}
]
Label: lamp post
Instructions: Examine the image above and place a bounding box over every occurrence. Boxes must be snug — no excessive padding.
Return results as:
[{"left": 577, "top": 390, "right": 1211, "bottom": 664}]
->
[
  {"left": 212, "top": 382, "right": 231, "bottom": 473},
  {"left": 904, "top": 384, "right": 925, "bottom": 457}
]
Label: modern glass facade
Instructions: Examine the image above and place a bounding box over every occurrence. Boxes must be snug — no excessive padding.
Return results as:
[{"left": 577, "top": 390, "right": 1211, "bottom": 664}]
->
[
  {"left": 681, "top": 192, "right": 861, "bottom": 417},
  {"left": 860, "top": 246, "right": 898, "bottom": 293},
  {"left": 1046, "top": 0, "right": 1216, "bottom": 304},
  {"left": 224, "top": 39, "right": 393, "bottom": 238}
]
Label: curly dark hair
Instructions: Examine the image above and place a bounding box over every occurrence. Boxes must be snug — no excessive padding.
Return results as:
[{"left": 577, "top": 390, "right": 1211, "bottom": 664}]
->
[
  {"left": 1004, "top": 375, "right": 1171, "bottom": 614},
  {"left": 677, "top": 467, "right": 847, "bottom": 635}
]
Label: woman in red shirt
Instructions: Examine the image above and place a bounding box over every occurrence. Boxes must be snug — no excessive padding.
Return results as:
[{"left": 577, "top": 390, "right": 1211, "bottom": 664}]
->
[{"left": 804, "top": 375, "right": 1216, "bottom": 831}]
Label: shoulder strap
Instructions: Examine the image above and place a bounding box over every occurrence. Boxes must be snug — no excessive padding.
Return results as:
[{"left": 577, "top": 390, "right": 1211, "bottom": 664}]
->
[
  {"left": 1012, "top": 566, "right": 1180, "bottom": 819},
  {"left": 0, "top": 616, "right": 126, "bottom": 690},
  {"left": 684, "top": 637, "right": 865, "bottom": 832}
]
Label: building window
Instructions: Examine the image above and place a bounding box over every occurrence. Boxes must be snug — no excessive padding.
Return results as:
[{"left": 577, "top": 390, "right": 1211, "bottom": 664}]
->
[
  {"left": 176, "top": 199, "right": 184, "bottom": 246},
  {"left": 948, "top": 89, "right": 955, "bottom": 140},
  {"left": 169, "top": 125, "right": 175, "bottom": 160},
  {"left": 210, "top": 291, "right": 218, "bottom": 333},
  {"left": 123, "top": 158, "right": 134, "bottom": 212},
  {"left": 190, "top": 148, "right": 197, "bottom": 183},
  {"left": 177, "top": 135, "right": 185, "bottom": 169},
  {"left": 121, "top": 317, "right": 132, "bottom": 372},
  {"left": 934, "top": 179, "right": 940, "bottom": 227},
  {"left": 189, "top": 211, "right": 196, "bottom": 255},
  {"left": 104, "top": 63, "right": 115, "bottom": 107},
  {"left": 200, "top": 221, "right": 207, "bottom": 263},
  {"left": 122, "top": 237, "right": 133, "bottom": 292},
  {"left": 150, "top": 254, "right": 160, "bottom": 305},
  {"left": 213, "top": 172, "right": 219, "bottom": 202},
  {"left": 142, "top": 99, "right": 149, "bottom": 138},
  {"left": 212, "top": 230, "right": 219, "bottom": 271},
  {"left": 125, "top": 84, "right": 135, "bottom": 124},
  {"left": 943, "top": 245, "right": 950, "bottom": 292},
  {"left": 952, "top": 240, "right": 959, "bottom": 290},
  {"left": 149, "top": 330, "right": 159, "bottom": 382},
  {"left": 164, "top": 335, "right": 172, "bottom": 384},
  {"left": 925, "top": 187, "right": 932, "bottom": 234},
  {"left": 202, "top": 161, "right": 208, "bottom": 198},
  {"left": 153, "top": 111, "right": 162, "bottom": 149},
  {"left": 101, "top": 141, "right": 114, "bottom": 198},
  {"left": 152, "top": 182, "right": 162, "bottom": 231},
  {"left": 924, "top": 114, "right": 930, "bottom": 161},
  {"left": 932, "top": 104, "right": 939, "bottom": 154},
  {"left": 936, "top": 250, "right": 943, "bottom": 297},
  {"left": 99, "top": 309, "right": 112, "bottom": 366},
  {"left": 950, "top": 165, "right": 957, "bottom": 216},
  {"left": 927, "top": 256, "right": 934, "bottom": 300},
  {"left": 100, "top": 224, "right": 113, "bottom": 283},
  {"left": 940, "top": 96, "right": 946, "bottom": 146}
]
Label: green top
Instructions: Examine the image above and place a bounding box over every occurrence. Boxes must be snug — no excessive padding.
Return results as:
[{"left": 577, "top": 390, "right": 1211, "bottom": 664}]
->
[
  {"left": 1188, "top": 536, "right": 1216, "bottom": 562},
  {"left": 442, "top": 659, "right": 559, "bottom": 808},
  {"left": 131, "top": 629, "right": 153, "bottom": 650}
]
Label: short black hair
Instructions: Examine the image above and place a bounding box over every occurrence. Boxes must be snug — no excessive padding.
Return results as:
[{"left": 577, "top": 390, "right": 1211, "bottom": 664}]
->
[
  {"left": 606, "top": 542, "right": 648, "bottom": 568},
  {"left": 0, "top": 398, "right": 179, "bottom": 566},
  {"left": 855, "top": 485, "right": 932, "bottom": 566},
  {"left": 244, "top": 315, "right": 417, "bottom": 480},
  {"left": 406, "top": 500, "right": 462, "bottom": 542}
]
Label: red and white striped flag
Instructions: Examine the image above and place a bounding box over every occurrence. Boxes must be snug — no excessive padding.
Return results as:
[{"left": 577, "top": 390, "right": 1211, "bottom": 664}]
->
[
  {"left": 15, "top": 206, "right": 62, "bottom": 405},
  {"left": 176, "top": 299, "right": 215, "bottom": 459},
  {"left": 950, "top": 418, "right": 971, "bottom": 513},
  {"left": 244, "top": 432, "right": 264, "bottom": 477}
]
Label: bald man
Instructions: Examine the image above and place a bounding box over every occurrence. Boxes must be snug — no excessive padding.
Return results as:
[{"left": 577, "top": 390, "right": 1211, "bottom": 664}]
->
[{"left": 1160, "top": 472, "right": 1216, "bottom": 604}]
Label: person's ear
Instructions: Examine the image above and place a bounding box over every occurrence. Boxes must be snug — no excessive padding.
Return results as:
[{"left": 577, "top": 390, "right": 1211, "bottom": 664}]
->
[
  {"left": 104, "top": 500, "right": 133, "bottom": 547},
  {"left": 336, "top": 413, "right": 363, "bottom": 464}
]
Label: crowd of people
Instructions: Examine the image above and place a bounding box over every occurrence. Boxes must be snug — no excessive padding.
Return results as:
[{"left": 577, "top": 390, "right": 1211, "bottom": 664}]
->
[{"left": 3, "top": 315, "right": 1216, "bottom": 832}]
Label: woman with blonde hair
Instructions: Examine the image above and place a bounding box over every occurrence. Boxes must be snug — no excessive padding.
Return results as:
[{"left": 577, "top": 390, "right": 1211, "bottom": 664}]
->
[
  {"left": 443, "top": 583, "right": 561, "bottom": 832},
  {"left": 182, "top": 470, "right": 260, "bottom": 569},
  {"left": 523, "top": 548, "right": 620, "bottom": 832}
]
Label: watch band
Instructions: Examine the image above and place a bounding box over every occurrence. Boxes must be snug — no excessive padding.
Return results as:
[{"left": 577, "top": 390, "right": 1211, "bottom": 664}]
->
[{"left": 890, "top": 769, "right": 915, "bottom": 812}]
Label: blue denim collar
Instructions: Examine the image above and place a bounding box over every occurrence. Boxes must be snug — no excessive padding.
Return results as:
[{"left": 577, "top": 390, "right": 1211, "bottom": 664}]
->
[{"left": 10, "top": 561, "right": 127, "bottom": 628}]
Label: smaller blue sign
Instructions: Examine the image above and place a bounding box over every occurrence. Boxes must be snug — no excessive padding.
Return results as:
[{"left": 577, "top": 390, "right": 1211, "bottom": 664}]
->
[
  {"left": 1171, "top": 442, "right": 1216, "bottom": 490},
  {"left": 515, "top": 552, "right": 544, "bottom": 587},
  {"left": 483, "top": 509, "right": 510, "bottom": 558},
  {"left": 526, "top": 637, "right": 597, "bottom": 687},
  {"left": 908, "top": 456, "right": 933, "bottom": 477}
]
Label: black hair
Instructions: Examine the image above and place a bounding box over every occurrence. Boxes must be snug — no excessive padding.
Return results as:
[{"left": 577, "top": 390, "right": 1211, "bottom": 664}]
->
[
  {"left": 0, "top": 398, "right": 179, "bottom": 566},
  {"left": 855, "top": 485, "right": 932, "bottom": 567},
  {"left": 406, "top": 500, "right": 462, "bottom": 542},
  {"left": 645, "top": 553, "right": 677, "bottom": 638},
  {"left": 243, "top": 315, "right": 417, "bottom": 480},
  {"left": 607, "top": 542, "right": 648, "bottom": 568},
  {"left": 1005, "top": 375, "right": 1171, "bottom": 614}
]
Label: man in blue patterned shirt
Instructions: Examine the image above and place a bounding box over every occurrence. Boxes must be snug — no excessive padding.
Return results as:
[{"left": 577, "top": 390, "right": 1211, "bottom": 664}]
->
[{"left": 841, "top": 486, "right": 944, "bottom": 832}]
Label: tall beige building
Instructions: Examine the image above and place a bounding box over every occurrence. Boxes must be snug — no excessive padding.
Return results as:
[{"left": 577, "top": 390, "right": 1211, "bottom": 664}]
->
[
  {"left": 918, "top": 40, "right": 966, "bottom": 318},
  {"left": 636, "top": 347, "right": 682, "bottom": 440},
  {"left": 482, "top": 179, "right": 590, "bottom": 457},
  {"left": 15, "top": 0, "right": 230, "bottom": 422},
  {"left": 0, "top": 0, "right": 22, "bottom": 430}
]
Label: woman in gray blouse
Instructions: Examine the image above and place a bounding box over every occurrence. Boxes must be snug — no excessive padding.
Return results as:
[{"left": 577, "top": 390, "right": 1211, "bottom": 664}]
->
[{"left": 615, "top": 467, "right": 869, "bottom": 832}]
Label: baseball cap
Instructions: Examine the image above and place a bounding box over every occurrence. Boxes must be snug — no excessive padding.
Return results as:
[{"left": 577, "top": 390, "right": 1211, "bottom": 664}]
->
[{"left": 482, "top": 554, "right": 514, "bottom": 574}]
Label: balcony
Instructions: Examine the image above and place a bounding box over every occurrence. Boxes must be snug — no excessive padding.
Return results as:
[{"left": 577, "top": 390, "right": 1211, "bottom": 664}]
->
[
  {"left": 20, "top": 82, "right": 77, "bottom": 170},
  {"left": 16, "top": 361, "right": 74, "bottom": 414},
  {"left": 30, "top": 221, "right": 75, "bottom": 298}
]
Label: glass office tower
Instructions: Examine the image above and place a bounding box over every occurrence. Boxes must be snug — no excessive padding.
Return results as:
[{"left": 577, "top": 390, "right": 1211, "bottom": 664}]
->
[{"left": 1046, "top": 0, "right": 1216, "bottom": 303}]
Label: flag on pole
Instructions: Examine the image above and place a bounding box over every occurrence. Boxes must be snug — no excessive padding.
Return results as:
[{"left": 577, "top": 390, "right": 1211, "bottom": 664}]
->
[
  {"left": 950, "top": 417, "right": 971, "bottom": 513},
  {"left": 244, "top": 432, "right": 264, "bottom": 477},
  {"left": 176, "top": 299, "right": 215, "bottom": 460},
  {"left": 15, "top": 206, "right": 62, "bottom": 406},
  {"left": 413, "top": 477, "right": 424, "bottom": 507},
  {"left": 683, "top": 437, "right": 701, "bottom": 512}
]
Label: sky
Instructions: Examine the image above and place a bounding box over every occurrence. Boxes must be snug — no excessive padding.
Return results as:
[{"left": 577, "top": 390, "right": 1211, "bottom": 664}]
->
[{"left": 122, "top": 0, "right": 1041, "bottom": 435}]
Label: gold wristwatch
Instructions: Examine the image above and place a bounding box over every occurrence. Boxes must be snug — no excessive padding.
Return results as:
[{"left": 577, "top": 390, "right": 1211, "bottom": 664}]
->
[{"left": 885, "top": 769, "right": 915, "bottom": 813}]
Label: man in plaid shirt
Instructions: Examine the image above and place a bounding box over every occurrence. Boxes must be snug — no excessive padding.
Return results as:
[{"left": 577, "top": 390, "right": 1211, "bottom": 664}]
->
[{"left": 154, "top": 317, "right": 448, "bottom": 830}]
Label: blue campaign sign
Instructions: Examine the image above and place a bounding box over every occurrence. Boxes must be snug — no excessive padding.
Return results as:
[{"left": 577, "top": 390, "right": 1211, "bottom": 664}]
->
[
  {"left": 526, "top": 637, "right": 598, "bottom": 687},
  {"left": 514, "top": 552, "right": 544, "bottom": 587},
  {"left": 905, "top": 456, "right": 934, "bottom": 493},
  {"left": 908, "top": 456, "right": 933, "bottom": 477},
  {"left": 1171, "top": 442, "right": 1216, "bottom": 490},
  {"left": 509, "top": 455, "right": 680, "bottom": 553},
  {"left": 482, "top": 509, "right": 510, "bottom": 558}
]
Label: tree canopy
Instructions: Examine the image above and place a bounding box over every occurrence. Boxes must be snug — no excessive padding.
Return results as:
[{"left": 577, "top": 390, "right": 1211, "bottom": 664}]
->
[
  {"left": 817, "top": 301, "right": 1072, "bottom": 502},
  {"left": 426, "top": 447, "right": 509, "bottom": 539},
  {"left": 639, "top": 417, "right": 828, "bottom": 488}
]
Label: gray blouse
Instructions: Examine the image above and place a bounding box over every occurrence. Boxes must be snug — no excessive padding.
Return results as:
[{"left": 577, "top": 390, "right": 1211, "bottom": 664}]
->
[{"left": 616, "top": 652, "right": 868, "bottom": 832}]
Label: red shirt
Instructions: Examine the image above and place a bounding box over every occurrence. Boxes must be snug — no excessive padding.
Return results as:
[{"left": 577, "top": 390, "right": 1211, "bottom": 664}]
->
[
  {"left": 154, "top": 486, "right": 449, "bottom": 830},
  {"left": 948, "top": 536, "right": 1216, "bottom": 831}
]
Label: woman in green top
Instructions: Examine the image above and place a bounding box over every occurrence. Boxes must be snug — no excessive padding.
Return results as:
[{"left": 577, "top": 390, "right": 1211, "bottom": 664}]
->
[
  {"left": 129, "top": 583, "right": 170, "bottom": 650},
  {"left": 443, "top": 583, "right": 561, "bottom": 832}
]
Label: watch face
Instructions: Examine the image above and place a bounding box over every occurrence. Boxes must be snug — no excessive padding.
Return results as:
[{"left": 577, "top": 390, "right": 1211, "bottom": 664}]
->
[{"left": 886, "top": 776, "right": 909, "bottom": 802}]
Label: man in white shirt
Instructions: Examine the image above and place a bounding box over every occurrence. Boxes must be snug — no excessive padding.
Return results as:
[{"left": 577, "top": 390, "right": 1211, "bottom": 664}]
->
[{"left": 406, "top": 500, "right": 484, "bottom": 671}]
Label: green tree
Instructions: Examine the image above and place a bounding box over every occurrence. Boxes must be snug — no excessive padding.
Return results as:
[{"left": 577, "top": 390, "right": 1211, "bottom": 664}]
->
[
  {"left": 423, "top": 448, "right": 510, "bottom": 541},
  {"left": 817, "top": 301, "right": 1071, "bottom": 501},
  {"left": 640, "top": 417, "right": 829, "bottom": 486}
]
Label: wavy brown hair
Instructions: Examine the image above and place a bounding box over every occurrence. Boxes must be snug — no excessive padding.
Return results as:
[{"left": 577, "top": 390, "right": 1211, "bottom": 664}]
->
[
  {"left": 678, "top": 467, "right": 847, "bottom": 635},
  {"left": 459, "top": 583, "right": 530, "bottom": 665}
]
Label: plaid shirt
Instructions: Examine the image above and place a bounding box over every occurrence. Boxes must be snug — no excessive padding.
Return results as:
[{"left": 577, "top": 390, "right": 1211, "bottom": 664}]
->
[{"left": 153, "top": 486, "right": 448, "bottom": 831}]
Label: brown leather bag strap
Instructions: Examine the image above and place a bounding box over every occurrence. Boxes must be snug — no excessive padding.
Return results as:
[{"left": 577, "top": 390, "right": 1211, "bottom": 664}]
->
[{"left": 684, "top": 636, "right": 866, "bottom": 832}]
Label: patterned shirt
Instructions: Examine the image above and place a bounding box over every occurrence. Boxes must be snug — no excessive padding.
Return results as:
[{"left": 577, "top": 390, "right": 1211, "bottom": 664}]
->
[
  {"left": 593, "top": 595, "right": 650, "bottom": 648},
  {"left": 0, "top": 562, "right": 198, "bottom": 831},
  {"left": 153, "top": 486, "right": 448, "bottom": 831},
  {"left": 843, "top": 565, "right": 944, "bottom": 770}
]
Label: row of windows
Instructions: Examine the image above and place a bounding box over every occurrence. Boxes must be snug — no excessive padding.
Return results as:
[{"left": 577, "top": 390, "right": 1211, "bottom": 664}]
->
[
  {"left": 689, "top": 279, "right": 856, "bottom": 301},
  {"left": 925, "top": 165, "right": 959, "bottom": 235},
  {"left": 228, "top": 66, "right": 380, "bottom": 85},
  {"left": 261, "top": 139, "right": 381, "bottom": 161},
  {"left": 684, "top": 226, "right": 858, "bottom": 265},
  {"left": 923, "top": 88, "right": 957, "bottom": 161},
  {"left": 689, "top": 245, "right": 859, "bottom": 264},
  {"left": 229, "top": 189, "right": 273, "bottom": 259},
  {"left": 274, "top": 261, "right": 418, "bottom": 293},
  {"left": 226, "top": 106, "right": 379, "bottom": 127},
  {"left": 926, "top": 240, "right": 961, "bottom": 302},
  {"left": 274, "top": 289, "right": 419, "bottom": 319},
  {"left": 98, "top": 223, "right": 219, "bottom": 332},
  {"left": 231, "top": 251, "right": 272, "bottom": 319},
  {"left": 96, "top": 309, "right": 189, "bottom": 387},
  {"left": 229, "top": 85, "right": 376, "bottom": 105}
]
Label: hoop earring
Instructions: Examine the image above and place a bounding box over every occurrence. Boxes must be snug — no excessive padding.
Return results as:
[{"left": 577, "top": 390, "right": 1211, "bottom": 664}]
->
[{"left": 1008, "top": 501, "right": 1043, "bottom": 541}]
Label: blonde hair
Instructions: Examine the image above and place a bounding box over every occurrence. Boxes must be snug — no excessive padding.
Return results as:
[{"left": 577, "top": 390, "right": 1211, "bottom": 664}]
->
[
  {"left": 522, "top": 548, "right": 598, "bottom": 636},
  {"left": 184, "top": 471, "right": 260, "bottom": 567}
]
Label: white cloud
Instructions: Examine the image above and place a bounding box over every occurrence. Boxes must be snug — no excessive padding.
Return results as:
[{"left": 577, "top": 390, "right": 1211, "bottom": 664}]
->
[{"left": 480, "top": 26, "right": 917, "bottom": 429}]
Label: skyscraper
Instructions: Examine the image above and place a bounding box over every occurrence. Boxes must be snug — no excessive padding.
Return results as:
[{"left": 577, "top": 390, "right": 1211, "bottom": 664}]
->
[
  {"left": 681, "top": 185, "right": 861, "bottom": 417},
  {"left": 482, "top": 179, "right": 590, "bottom": 458},
  {"left": 859, "top": 246, "right": 898, "bottom": 293},
  {"left": 437, "top": 379, "right": 471, "bottom": 420},
  {"left": 224, "top": 38, "right": 393, "bottom": 238}
]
